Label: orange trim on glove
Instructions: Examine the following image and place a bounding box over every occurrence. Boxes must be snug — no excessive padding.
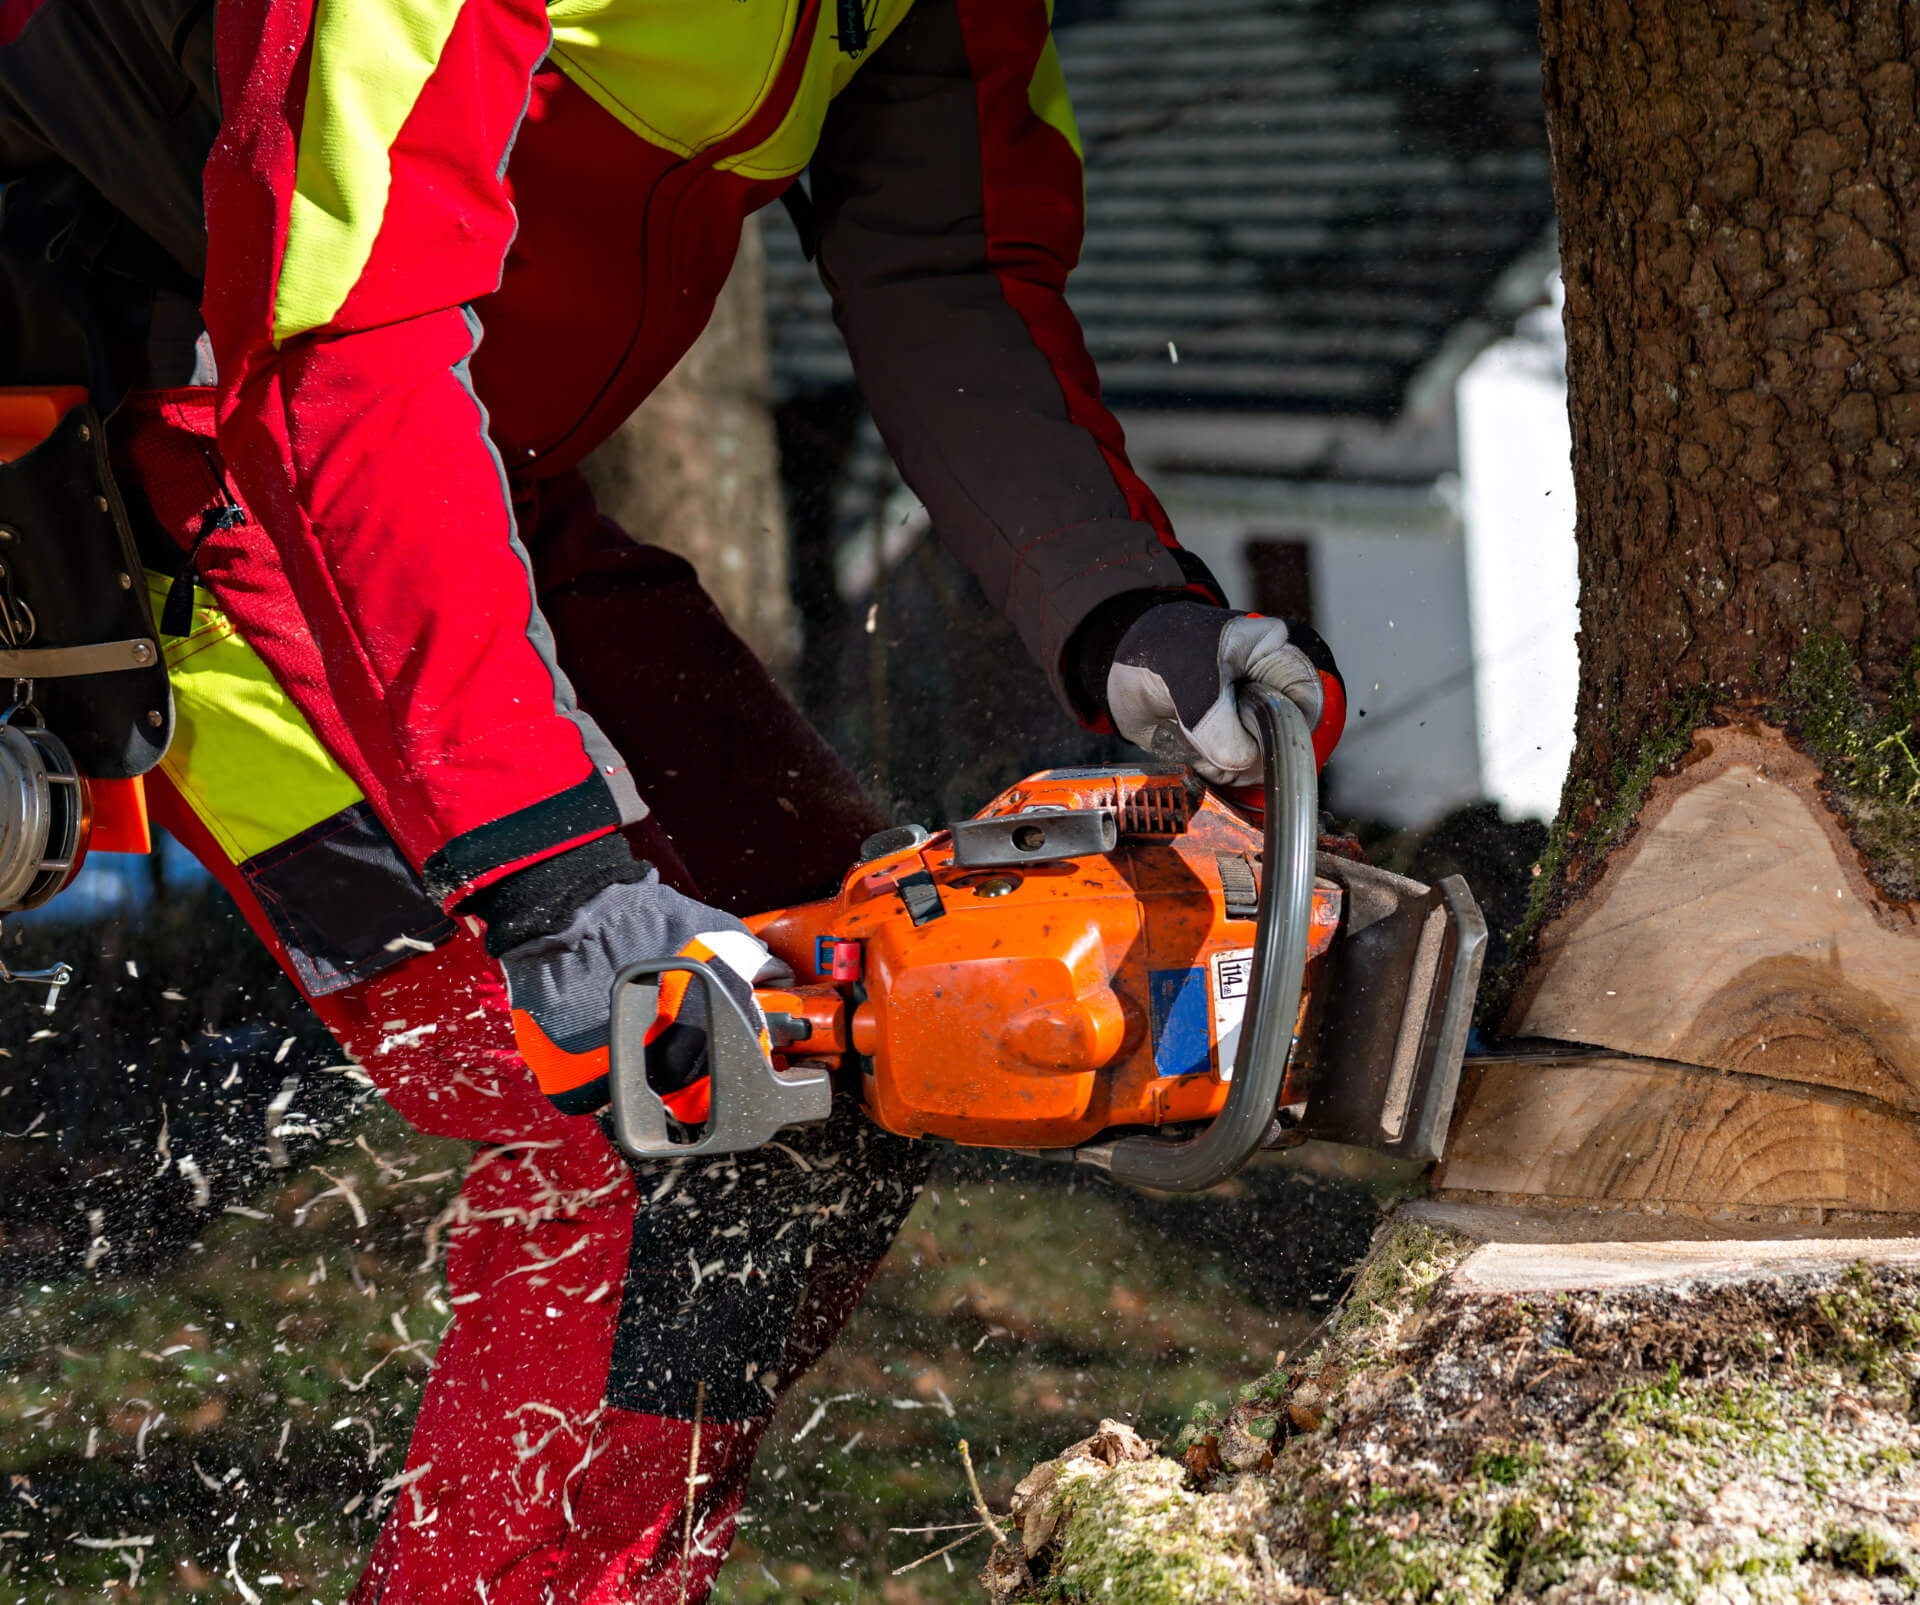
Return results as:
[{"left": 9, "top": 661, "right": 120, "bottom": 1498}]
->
[
  {"left": 1312, "top": 669, "right": 1347, "bottom": 771},
  {"left": 510, "top": 1007, "right": 609, "bottom": 1099}
]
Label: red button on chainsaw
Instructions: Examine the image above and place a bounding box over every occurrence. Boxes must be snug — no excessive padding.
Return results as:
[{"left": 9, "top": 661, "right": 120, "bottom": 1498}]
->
[{"left": 815, "top": 936, "right": 863, "bottom": 983}]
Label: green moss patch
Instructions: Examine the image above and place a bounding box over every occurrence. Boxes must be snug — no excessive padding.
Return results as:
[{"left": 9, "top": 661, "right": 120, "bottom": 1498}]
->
[
  {"left": 1786, "top": 629, "right": 1920, "bottom": 898},
  {"left": 998, "top": 1224, "right": 1920, "bottom": 1604},
  {"left": 1040, "top": 1459, "right": 1269, "bottom": 1604}
]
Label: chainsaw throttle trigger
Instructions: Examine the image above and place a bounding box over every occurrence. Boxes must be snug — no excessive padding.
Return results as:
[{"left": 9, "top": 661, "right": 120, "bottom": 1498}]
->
[
  {"left": 1099, "top": 685, "right": 1318, "bottom": 1194},
  {"left": 950, "top": 806, "right": 1118, "bottom": 868},
  {"left": 608, "top": 956, "right": 832, "bottom": 1159},
  {"left": 764, "top": 1011, "right": 811, "bottom": 1047}
]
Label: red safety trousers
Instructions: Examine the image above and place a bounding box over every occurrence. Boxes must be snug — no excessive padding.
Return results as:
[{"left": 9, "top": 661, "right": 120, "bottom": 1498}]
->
[
  {"left": 153, "top": 820, "right": 910, "bottom": 1604},
  {"left": 128, "top": 402, "right": 924, "bottom": 1603}
]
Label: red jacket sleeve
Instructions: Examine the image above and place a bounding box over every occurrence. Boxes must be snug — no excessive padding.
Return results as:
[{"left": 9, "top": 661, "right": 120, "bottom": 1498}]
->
[{"left": 200, "top": 0, "right": 644, "bottom": 905}]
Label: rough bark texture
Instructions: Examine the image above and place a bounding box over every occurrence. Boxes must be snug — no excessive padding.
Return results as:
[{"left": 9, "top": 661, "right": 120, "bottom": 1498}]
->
[
  {"left": 991, "top": 1215, "right": 1920, "bottom": 1603},
  {"left": 580, "top": 216, "right": 797, "bottom": 674},
  {"left": 1544, "top": 0, "right": 1919, "bottom": 875},
  {"left": 1471, "top": 0, "right": 1920, "bottom": 1215}
]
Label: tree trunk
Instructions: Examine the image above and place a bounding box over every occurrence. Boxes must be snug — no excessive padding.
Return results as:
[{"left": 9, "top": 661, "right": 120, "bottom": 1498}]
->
[
  {"left": 1440, "top": 0, "right": 1920, "bottom": 1220},
  {"left": 579, "top": 215, "right": 797, "bottom": 675}
]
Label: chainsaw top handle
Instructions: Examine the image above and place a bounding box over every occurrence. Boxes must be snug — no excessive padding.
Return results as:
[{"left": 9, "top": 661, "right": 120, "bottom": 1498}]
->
[{"left": 1097, "top": 684, "right": 1318, "bottom": 1193}]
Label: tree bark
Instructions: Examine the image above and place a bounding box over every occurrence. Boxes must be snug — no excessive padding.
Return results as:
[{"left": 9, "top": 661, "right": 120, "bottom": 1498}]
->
[
  {"left": 1547, "top": 0, "right": 1918, "bottom": 808},
  {"left": 1445, "top": 0, "right": 1920, "bottom": 1219},
  {"left": 991, "top": 1215, "right": 1920, "bottom": 1603},
  {"left": 579, "top": 215, "right": 797, "bottom": 675}
]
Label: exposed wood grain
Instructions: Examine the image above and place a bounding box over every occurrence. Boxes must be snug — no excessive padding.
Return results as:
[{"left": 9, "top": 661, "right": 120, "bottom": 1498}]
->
[
  {"left": 1405, "top": 1195, "right": 1920, "bottom": 1244},
  {"left": 1435, "top": 1053, "right": 1920, "bottom": 1215},
  {"left": 1450, "top": 1231, "right": 1920, "bottom": 1294},
  {"left": 1509, "top": 723, "right": 1920, "bottom": 1108}
]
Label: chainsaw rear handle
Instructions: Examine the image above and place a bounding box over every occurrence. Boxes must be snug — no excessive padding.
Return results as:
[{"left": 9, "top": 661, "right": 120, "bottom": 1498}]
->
[
  {"left": 608, "top": 956, "right": 832, "bottom": 1159},
  {"left": 1095, "top": 685, "right": 1318, "bottom": 1193}
]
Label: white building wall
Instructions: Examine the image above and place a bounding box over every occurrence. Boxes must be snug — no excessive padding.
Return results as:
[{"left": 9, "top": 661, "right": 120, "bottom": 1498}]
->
[
  {"left": 1312, "top": 527, "right": 1483, "bottom": 827},
  {"left": 1148, "top": 476, "right": 1483, "bottom": 829},
  {"left": 1457, "top": 301, "right": 1580, "bottom": 822}
]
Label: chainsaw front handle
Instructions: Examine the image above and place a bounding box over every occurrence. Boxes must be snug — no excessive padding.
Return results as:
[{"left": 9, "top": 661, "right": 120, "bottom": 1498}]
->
[
  {"left": 1096, "top": 685, "right": 1318, "bottom": 1193},
  {"left": 608, "top": 956, "right": 832, "bottom": 1159}
]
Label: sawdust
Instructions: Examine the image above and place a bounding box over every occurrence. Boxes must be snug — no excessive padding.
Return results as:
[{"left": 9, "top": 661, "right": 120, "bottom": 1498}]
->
[{"left": 990, "top": 1219, "right": 1920, "bottom": 1603}]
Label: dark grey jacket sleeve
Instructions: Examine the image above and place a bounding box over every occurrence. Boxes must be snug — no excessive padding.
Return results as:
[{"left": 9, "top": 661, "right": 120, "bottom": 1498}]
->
[{"left": 810, "top": 0, "right": 1220, "bottom": 716}]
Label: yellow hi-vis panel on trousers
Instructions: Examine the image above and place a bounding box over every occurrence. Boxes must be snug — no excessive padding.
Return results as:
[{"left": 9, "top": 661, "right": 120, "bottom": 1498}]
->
[
  {"left": 146, "top": 574, "right": 364, "bottom": 864},
  {"left": 546, "top": 0, "right": 915, "bottom": 180}
]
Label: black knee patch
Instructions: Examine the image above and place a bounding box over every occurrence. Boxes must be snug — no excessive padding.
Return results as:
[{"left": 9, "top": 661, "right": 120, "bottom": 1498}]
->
[{"left": 606, "top": 1111, "right": 929, "bottom": 1422}]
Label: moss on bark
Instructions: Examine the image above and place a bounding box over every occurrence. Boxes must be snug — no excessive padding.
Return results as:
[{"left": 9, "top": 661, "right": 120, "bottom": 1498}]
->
[
  {"left": 1784, "top": 630, "right": 1920, "bottom": 899},
  {"left": 993, "top": 1221, "right": 1920, "bottom": 1604}
]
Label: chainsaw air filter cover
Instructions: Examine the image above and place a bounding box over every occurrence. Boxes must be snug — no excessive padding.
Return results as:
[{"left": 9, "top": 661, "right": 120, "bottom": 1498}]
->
[{"left": 0, "top": 721, "right": 87, "bottom": 910}]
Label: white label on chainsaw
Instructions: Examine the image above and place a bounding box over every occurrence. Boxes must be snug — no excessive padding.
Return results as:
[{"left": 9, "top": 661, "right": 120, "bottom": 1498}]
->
[{"left": 1210, "top": 947, "right": 1254, "bottom": 1081}]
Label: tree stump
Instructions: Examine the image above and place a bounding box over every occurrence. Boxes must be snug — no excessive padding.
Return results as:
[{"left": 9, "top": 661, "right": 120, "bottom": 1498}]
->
[{"left": 992, "top": 1211, "right": 1920, "bottom": 1603}]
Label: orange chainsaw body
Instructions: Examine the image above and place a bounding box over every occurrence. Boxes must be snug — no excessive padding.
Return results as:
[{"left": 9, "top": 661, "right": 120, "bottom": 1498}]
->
[{"left": 747, "top": 768, "right": 1341, "bottom": 1150}]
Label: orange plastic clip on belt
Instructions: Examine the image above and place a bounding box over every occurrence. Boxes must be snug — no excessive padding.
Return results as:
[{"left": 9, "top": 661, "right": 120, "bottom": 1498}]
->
[
  {"left": 0, "top": 386, "right": 87, "bottom": 465},
  {"left": 0, "top": 386, "right": 152, "bottom": 856}
]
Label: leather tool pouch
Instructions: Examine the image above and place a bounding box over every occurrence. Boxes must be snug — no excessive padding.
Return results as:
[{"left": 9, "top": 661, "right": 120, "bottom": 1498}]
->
[{"left": 0, "top": 403, "right": 171, "bottom": 776}]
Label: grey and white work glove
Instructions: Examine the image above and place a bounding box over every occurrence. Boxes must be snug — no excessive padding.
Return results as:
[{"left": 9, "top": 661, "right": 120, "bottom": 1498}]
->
[
  {"left": 1105, "top": 601, "right": 1344, "bottom": 785},
  {"left": 466, "top": 839, "right": 788, "bottom": 1118}
]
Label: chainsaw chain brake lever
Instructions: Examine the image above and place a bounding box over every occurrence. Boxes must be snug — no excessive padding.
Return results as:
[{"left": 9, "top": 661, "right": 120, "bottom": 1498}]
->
[
  {"left": 607, "top": 956, "right": 832, "bottom": 1159},
  {"left": 1081, "top": 685, "right": 1319, "bottom": 1194}
]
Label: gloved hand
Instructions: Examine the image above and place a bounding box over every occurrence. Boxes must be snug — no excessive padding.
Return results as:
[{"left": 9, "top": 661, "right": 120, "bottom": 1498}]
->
[
  {"left": 1105, "top": 601, "right": 1345, "bottom": 785},
  {"left": 468, "top": 839, "right": 788, "bottom": 1119}
]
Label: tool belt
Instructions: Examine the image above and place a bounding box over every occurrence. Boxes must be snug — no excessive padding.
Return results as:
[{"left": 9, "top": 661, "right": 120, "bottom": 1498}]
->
[{"left": 0, "top": 387, "right": 171, "bottom": 777}]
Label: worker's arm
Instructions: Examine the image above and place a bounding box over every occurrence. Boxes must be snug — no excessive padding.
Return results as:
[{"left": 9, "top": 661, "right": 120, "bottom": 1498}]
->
[
  {"left": 809, "top": 0, "right": 1226, "bottom": 720},
  {"left": 811, "top": 0, "right": 1345, "bottom": 778},
  {"left": 200, "top": 0, "right": 642, "bottom": 906}
]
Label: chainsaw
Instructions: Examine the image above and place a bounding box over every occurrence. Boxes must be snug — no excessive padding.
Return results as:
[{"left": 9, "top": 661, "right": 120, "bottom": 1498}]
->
[{"left": 606, "top": 690, "right": 1487, "bottom": 1192}]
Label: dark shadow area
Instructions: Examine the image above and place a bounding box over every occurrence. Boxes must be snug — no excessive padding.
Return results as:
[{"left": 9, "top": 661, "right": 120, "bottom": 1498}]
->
[
  {"left": 1351, "top": 799, "right": 1550, "bottom": 977},
  {"left": 943, "top": 1144, "right": 1391, "bottom": 1315}
]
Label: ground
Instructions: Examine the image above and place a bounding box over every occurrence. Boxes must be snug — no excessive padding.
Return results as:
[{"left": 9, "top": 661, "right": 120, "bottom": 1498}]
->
[
  {"left": 0, "top": 1099, "right": 1393, "bottom": 1603},
  {"left": 994, "top": 1220, "right": 1920, "bottom": 1604}
]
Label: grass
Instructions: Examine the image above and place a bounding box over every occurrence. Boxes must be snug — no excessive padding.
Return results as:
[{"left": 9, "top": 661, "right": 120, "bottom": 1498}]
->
[
  {"left": 0, "top": 1099, "right": 467, "bottom": 1602},
  {"left": 0, "top": 1109, "right": 1389, "bottom": 1603}
]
